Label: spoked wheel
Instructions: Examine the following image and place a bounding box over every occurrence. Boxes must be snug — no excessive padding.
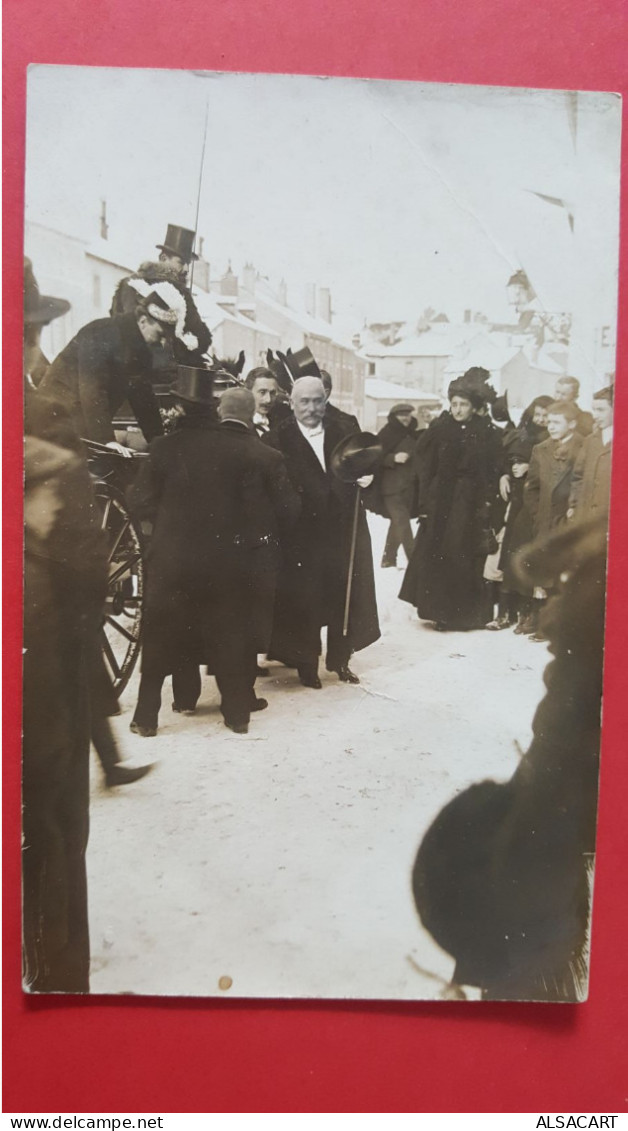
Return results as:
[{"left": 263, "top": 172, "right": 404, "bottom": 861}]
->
[{"left": 96, "top": 490, "right": 144, "bottom": 694}]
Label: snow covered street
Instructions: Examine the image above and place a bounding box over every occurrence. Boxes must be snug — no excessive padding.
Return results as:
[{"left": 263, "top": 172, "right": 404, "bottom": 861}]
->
[{"left": 87, "top": 515, "right": 548, "bottom": 999}]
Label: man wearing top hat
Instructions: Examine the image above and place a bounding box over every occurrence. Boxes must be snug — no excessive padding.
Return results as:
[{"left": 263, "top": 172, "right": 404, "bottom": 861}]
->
[
  {"left": 110, "top": 223, "right": 212, "bottom": 368},
  {"left": 264, "top": 363, "right": 380, "bottom": 689},
  {"left": 128, "top": 370, "right": 300, "bottom": 736},
  {"left": 41, "top": 283, "right": 183, "bottom": 450}
]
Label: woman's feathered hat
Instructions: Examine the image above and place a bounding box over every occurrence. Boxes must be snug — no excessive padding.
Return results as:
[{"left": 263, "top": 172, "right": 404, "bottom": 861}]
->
[{"left": 448, "top": 366, "right": 497, "bottom": 409}]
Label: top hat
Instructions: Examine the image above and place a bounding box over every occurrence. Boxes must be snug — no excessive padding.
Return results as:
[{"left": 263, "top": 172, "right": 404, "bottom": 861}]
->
[
  {"left": 280, "top": 346, "right": 322, "bottom": 384},
  {"left": 156, "top": 224, "right": 198, "bottom": 264},
  {"left": 330, "top": 432, "right": 384, "bottom": 483},
  {"left": 172, "top": 365, "right": 215, "bottom": 404},
  {"left": 24, "top": 258, "right": 70, "bottom": 325}
]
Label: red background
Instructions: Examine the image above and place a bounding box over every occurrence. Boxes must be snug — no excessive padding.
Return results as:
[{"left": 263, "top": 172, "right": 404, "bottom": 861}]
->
[{"left": 3, "top": 0, "right": 628, "bottom": 1113}]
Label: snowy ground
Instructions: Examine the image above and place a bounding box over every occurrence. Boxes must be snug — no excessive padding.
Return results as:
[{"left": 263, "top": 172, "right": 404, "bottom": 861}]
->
[{"left": 87, "top": 515, "right": 548, "bottom": 1000}]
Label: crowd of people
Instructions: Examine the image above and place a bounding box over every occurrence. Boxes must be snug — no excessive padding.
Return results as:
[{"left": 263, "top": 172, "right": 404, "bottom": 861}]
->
[{"left": 22, "top": 223, "right": 612, "bottom": 998}]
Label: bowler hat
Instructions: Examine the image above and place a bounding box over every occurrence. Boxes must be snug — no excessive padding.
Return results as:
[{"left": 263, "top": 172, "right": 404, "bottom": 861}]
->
[
  {"left": 24, "top": 258, "right": 70, "bottom": 325},
  {"left": 330, "top": 432, "right": 383, "bottom": 483},
  {"left": 156, "top": 224, "right": 198, "bottom": 264},
  {"left": 172, "top": 365, "right": 215, "bottom": 404}
]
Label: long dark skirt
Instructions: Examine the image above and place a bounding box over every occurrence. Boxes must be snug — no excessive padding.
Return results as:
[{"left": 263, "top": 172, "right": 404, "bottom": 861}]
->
[{"left": 400, "top": 481, "right": 492, "bottom": 628}]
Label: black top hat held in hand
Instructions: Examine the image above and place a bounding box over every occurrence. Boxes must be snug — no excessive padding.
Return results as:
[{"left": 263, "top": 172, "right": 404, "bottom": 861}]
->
[{"left": 330, "top": 432, "right": 384, "bottom": 483}]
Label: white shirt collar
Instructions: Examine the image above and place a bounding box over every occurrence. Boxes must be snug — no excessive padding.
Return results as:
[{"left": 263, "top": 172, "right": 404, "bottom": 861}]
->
[
  {"left": 602, "top": 424, "right": 613, "bottom": 446},
  {"left": 296, "top": 419, "right": 326, "bottom": 468}
]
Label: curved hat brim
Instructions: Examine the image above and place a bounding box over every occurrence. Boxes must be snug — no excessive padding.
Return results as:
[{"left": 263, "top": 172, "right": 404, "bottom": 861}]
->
[
  {"left": 24, "top": 295, "right": 71, "bottom": 325},
  {"left": 330, "top": 432, "right": 384, "bottom": 483}
]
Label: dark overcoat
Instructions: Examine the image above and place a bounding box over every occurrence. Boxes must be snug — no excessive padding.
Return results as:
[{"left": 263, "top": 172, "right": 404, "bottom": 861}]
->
[
  {"left": 364, "top": 412, "right": 419, "bottom": 518},
  {"left": 325, "top": 401, "right": 360, "bottom": 431},
  {"left": 264, "top": 414, "right": 380, "bottom": 666},
  {"left": 41, "top": 313, "right": 164, "bottom": 446},
  {"left": 413, "top": 518, "right": 605, "bottom": 1000},
  {"left": 569, "top": 431, "right": 612, "bottom": 522},
  {"left": 128, "top": 417, "right": 301, "bottom": 675},
  {"left": 524, "top": 433, "right": 584, "bottom": 541},
  {"left": 399, "top": 413, "right": 501, "bottom": 628},
  {"left": 23, "top": 434, "right": 108, "bottom": 993}
]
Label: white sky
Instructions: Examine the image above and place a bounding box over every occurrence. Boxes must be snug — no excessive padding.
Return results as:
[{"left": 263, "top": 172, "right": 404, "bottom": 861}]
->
[{"left": 25, "top": 67, "right": 621, "bottom": 332}]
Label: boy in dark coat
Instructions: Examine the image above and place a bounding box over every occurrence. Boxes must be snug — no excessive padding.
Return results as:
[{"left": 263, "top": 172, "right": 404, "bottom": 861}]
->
[
  {"left": 129, "top": 379, "right": 300, "bottom": 735},
  {"left": 568, "top": 386, "right": 613, "bottom": 523}
]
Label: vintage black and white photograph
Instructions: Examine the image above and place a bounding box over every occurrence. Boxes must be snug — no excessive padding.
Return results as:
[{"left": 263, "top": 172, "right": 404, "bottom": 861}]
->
[{"left": 22, "top": 66, "right": 620, "bottom": 1001}]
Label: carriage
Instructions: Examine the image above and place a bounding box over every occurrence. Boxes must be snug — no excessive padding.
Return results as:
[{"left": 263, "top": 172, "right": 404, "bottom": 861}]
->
[{"left": 85, "top": 439, "right": 147, "bottom": 694}]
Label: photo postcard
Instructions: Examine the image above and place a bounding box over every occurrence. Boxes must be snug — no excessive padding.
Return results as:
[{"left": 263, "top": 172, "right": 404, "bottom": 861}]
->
[{"left": 22, "top": 66, "right": 621, "bottom": 1000}]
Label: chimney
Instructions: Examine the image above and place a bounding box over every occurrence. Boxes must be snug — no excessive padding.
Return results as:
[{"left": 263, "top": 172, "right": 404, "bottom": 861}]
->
[
  {"left": 193, "top": 242, "right": 210, "bottom": 292},
  {"left": 220, "top": 260, "right": 239, "bottom": 297},
  {"left": 305, "top": 283, "right": 316, "bottom": 318},
  {"left": 278, "top": 278, "right": 288, "bottom": 306},
  {"left": 99, "top": 200, "right": 108, "bottom": 241},
  {"left": 318, "top": 287, "right": 332, "bottom": 323},
  {"left": 464, "top": 309, "right": 471, "bottom": 323},
  {"left": 242, "top": 262, "right": 256, "bottom": 295},
  {"left": 352, "top": 332, "right": 362, "bottom": 350}
]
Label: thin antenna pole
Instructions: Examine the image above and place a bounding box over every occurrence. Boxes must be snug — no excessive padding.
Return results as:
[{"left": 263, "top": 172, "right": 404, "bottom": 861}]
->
[{"left": 190, "top": 96, "right": 210, "bottom": 289}]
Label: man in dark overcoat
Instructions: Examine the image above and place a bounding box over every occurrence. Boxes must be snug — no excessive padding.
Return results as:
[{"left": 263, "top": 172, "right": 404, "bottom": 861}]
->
[
  {"left": 40, "top": 288, "right": 181, "bottom": 449},
  {"left": 568, "top": 386, "right": 613, "bottom": 523},
  {"left": 129, "top": 377, "right": 301, "bottom": 735},
  {"left": 265, "top": 375, "right": 380, "bottom": 688},
  {"left": 370, "top": 403, "right": 419, "bottom": 568}
]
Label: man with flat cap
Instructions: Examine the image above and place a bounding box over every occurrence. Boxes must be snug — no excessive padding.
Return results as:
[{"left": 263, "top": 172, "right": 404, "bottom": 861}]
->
[
  {"left": 110, "top": 223, "right": 212, "bottom": 369},
  {"left": 371, "top": 402, "right": 419, "bottom": 568},
  {"left": 129, "top": 374, "right": 300, "bottom": 736},
  {"left": 265, "top": 375, "right": 380, "bottom": 688}
]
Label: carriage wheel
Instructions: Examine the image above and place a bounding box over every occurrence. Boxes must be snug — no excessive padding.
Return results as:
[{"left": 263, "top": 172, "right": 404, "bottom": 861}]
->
[{"left": 97, "top": 490, "right": 144, "bottom": 694}]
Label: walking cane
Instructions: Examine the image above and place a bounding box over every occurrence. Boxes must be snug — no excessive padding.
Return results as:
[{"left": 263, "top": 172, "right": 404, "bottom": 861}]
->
[{"left": 343, "top": 484, "right": 362, "bottom": 637}]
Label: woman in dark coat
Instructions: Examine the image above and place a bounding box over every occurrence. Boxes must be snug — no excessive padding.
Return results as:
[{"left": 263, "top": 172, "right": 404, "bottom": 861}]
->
[{"left": 399, "top": 377, "right": 502, "bottom": 630}]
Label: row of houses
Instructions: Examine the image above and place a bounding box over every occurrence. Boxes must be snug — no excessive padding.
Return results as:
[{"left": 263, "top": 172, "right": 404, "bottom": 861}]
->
[
  {"left": 24, "top": 221, "right": 368, "bottom": 420},
  {"left": 25, "top": 219, "right": 611, "bottom": 430}
]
